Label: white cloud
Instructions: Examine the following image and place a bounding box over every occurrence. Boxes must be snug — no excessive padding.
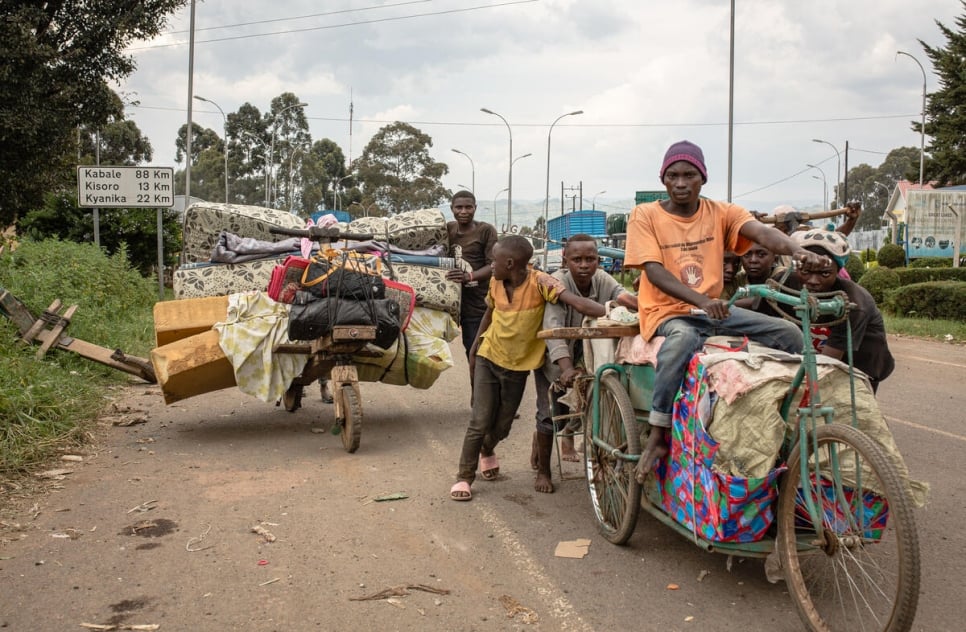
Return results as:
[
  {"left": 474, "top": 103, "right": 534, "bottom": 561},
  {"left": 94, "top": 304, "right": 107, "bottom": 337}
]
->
[{"left": 119, "top": 0, "right": 959, "bottom": 217}]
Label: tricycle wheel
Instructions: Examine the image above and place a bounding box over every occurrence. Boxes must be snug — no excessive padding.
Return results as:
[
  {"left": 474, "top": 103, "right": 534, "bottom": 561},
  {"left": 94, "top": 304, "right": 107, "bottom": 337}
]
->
[
  {"left": 282, "top": 384, "right": 302, "bottom": 412},
  {"left": 777, "top": 424, "right": 920, "bottom": 632},
  {"left": 336, "top": 384, "right": 362, "bottom": 453},
  {"left": 584, "top": 371, "right": 641, "bottom": 545}
]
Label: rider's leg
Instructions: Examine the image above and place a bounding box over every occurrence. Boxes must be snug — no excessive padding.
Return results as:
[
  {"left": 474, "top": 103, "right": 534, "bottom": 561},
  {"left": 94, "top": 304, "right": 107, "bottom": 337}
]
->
[
  {"left": 532, "top": 367, "right": 554, "bottom": 470},
  {"left": 718, "top": 306, "right": 804, "bottom": 354},
  {"left": 636, "top": 316, "right": 706, "bottom": 483}
]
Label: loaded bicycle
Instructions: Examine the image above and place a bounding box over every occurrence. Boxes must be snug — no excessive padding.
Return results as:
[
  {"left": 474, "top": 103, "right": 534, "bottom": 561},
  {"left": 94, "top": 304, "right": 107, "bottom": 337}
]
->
[{"left": 539, "top": 280, "right": 921, "bottom": 632}]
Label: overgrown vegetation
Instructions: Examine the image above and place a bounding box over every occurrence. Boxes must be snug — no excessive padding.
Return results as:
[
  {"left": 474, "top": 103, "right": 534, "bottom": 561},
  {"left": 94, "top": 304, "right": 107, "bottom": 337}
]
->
[{"left": 0, "top": 239, "right": 157, "bottom": 473}]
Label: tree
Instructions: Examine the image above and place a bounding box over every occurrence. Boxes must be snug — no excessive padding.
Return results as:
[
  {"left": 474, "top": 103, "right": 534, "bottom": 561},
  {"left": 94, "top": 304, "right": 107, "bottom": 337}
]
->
[
  {"left": 78, "top": 120, "right": 154, "bottom": 167},
  {"left": 0, "top": 0, "right": 188, "bottom": 225},
  {"left": 300, "top": 139, "right": 348, "bottom": 213},
  {"left": 919, "top": 2, "right": 966, "bottom": 185},
  {"left": 266, "top": 93, "right": 310, "bottom": 210},
  {"left": 840, "top": 147, "right": 919, "bottom": 231},
  {"left": 353, "top": 122, "right": 450, "bottom": 214}
]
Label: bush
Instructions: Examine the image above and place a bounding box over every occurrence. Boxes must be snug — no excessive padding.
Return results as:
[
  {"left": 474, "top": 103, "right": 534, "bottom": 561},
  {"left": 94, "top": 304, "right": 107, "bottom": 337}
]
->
[
  {"left": 844, "top": 254, "right": 865, "bottom": 282},
  {"left": 860, "top": 248, "right": 877, "bottom": 263},
  {"left": 908, "top": 257, "right": 952, "bottom": 268},
  {"left": 858, "top": 266, "right": 901, "bottom": 304},
  {"left": 886, "top": 281, "right": 966, "bottom": 321},
  {"left": 0, "top": 239, "right": 158, "bottom": 473},
  {"left": 896, "top": 267, "right": 966, "bottom": 284},
  {"left": 877, "top": 243, "right": 906, "bottom": 268}
]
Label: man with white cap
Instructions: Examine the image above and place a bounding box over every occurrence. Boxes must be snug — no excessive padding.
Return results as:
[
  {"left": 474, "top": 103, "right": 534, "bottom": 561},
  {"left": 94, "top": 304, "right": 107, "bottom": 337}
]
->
[{"left": 624, "top": 140, "right": 832, "bottom": 484}]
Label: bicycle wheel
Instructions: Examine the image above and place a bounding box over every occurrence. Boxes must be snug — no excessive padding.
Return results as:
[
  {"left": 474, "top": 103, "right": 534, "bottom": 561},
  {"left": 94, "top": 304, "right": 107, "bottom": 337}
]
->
[
  {"left": 584, "top": 371, "right": 641, "bottom": 545},
  {"left": 778, "top": 424, "right": 920, "bottom": 632},
  {"left": 336, "top": 384, "right": 363, "bottom": 453}
]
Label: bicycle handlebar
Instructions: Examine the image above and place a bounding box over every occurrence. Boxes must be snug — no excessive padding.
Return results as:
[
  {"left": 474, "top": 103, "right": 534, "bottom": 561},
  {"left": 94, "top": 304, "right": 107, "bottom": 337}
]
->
[
  {"left": 269, "top": 225, "right": 374, "bottom": 242},
  {"left": 729, "top": 283, "right": 850, "bottom": 319}
]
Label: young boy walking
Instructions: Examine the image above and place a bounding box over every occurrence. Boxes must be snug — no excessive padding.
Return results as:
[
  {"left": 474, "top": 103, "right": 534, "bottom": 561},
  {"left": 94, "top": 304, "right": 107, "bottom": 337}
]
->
[
  {"left": 530, "top": 234, "right": 638, "bottom": 493},
  {"left": 450, "top": 235, "right": 605, "bottom": 501}
]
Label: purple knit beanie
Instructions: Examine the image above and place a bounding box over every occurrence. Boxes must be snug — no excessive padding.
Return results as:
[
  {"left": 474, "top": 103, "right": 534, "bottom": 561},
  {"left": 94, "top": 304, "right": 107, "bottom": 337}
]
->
[{"left": 659, "top": 140, "right": 708, "bottom": 183}]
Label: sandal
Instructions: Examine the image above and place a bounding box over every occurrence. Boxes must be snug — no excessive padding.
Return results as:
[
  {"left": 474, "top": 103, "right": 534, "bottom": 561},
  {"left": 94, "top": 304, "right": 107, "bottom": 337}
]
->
[
  {"left": 480, "top": 454, "right": 500, "bottom": 481},
  {"left": 450, "top": 481, "right": 472, "bottom": 501}
]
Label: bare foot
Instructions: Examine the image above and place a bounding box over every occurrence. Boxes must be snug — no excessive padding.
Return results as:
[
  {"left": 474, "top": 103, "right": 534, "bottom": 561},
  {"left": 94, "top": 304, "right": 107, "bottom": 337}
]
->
[
  {"left": 530, "top": 432, "right": 539, "bottom": 470},
  {"left": 534, "top": 472, "right": 554, "bottom": 493},
  {"left": 634, "top": 428, "right": 668, "bottom": 485},
  {"left": 560, "top": 435, "right": 580, "bottom": 462}
]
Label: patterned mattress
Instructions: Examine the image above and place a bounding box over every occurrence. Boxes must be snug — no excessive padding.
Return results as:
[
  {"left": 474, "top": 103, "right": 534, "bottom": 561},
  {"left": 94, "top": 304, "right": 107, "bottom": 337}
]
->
[
  {"left": 182, "top": 203, "right": 304, "bottom": 264},
  {"left": 173, "top": 256, "right": 286, "bottom": 299}
]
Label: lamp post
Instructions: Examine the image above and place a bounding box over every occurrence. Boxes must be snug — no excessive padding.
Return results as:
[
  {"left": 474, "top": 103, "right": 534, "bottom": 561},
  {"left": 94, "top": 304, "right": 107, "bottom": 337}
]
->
[
  {"left": 242, "top": 131, "right": 270, "bottom": 206},
  {"left": 288, "top": 144, "right": 310, "bottom": 212},
  {"left": 811, "top": 139, "right": 841, "bottom": 207},
  {"left": 451, "top": 148, "right": 475, "bottom": 193},
  {"left": 508, "top": 152, "right": 532, "bottom": 228},
  {"left": 542, "top": 110, "right": 583, "bottom": 268},
  {"left": 591, "top": 190, "right": 606, "bottom": 210},
  {"left": 493, "top": 187, "right": 509, "bottom": 227},
  {"left": 481, "top": 108, "right": 514, "bottom": 224},
  {"left": 194, "top": 95, "right": 229, "bottom": 203},
  {"left": 896, "top": 51, "right": 927, "bottom": 188},
  {"left": 269, "top": 101, "right": 308, "bottom": 207},
  {"left": 806, "top": 163, "right": 828, "bottom": 210},
  {"left": 335, "top": 173, "right": 354, "bottom": 211}
]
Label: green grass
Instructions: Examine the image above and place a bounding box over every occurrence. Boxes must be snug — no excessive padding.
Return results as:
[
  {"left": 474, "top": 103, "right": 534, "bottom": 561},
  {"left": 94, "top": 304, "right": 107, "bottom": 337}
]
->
[
  {"left": 0, "top": 239, "right": 158, "bottom": 474},
  {"left": 883, "top": 314, "right": 966, "bottom": 344}
]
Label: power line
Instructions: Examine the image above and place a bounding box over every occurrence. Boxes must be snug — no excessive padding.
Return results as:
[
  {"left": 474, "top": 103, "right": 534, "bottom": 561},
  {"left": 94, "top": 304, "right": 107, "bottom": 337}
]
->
[
  {"left": 734, "top": 155, "right": 836, "bottom": 200},
  {"left": 129, "top": 104, "right": 919, "bottom": 130},
  {"left": 165, "top": 0, "right": 434, "bottom": 35},
  {"left": 127, "top": 0, "right": 539, "bottom": 50}
]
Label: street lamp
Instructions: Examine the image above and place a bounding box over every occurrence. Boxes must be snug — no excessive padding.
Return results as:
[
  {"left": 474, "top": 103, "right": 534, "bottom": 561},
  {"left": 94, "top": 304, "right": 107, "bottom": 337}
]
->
[
  {"left": 591, "top": 190, "right": 606, "bottom": 210},
  {"left": 543, "top": 110, "right": 583, "bottom": 268},
  {"left": 896, "top": 51, "right": 927, "bottom": 188},
  {"left": 480, "top": 108, "right": 514, "bottom": 224},
  {"left": 269, "top": 101, "right": 308, "bottom": 207},
  {"left": 242, "top": 131, "right": 270, "bottom": 206},
  {"left": 288, "top": 144, "right": 311, "bottom": 212},
  {"left": 811, "top": 139, "right": 841, "bottom": 207},
  {"left": 451, "top": 148, "right": 475, "bottom": 192},
  {"left": 806, "top": 163, "right": 828, "bottom": 210},
  {"left": 335, "top": 173, "right": 354, "bottom": 211},
  {"left": 194, "top": 95, "right": 229, "bottom": 203},
  {"left": 507, "top": 152, "right": 532, "bottom": 228},
  {"left": 492, "top": 187, "right": 509, "bottom": 227}
]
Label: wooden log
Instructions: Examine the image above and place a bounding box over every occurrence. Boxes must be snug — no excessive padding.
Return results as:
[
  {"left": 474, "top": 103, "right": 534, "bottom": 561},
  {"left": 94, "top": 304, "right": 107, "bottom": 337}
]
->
[
  {"left": 537, "top": 325, "right": 639, "bottom": 340},
  {"left": 22, "top": 299, "right": 61, "bottom": 344},
  {"left": 153, "top": 295, "right": 230, "bottom": 347},
  {"left": 150, "top": 330, "right": 236, "bottom": 404},
  {"left": 35, "top": 304, "right": 76, "bottom": 360}
]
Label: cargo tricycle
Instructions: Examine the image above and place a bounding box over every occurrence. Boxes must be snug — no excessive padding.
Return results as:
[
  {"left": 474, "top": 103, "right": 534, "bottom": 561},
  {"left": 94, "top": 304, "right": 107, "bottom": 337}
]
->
[{"left": 539, "top": 280, "right": 920, "bottom": 632}]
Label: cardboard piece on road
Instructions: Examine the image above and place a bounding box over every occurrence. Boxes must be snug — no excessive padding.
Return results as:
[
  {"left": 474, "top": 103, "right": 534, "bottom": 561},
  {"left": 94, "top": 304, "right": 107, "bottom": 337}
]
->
[
  {"left": 153, "top": 295, "right": 230, "bottom": 347},
  {"left": 554, "top": 538, "right": 591, "bottom": 559},
  {"left": 150, "top": 329, "right": 236, "bottom": 404}
]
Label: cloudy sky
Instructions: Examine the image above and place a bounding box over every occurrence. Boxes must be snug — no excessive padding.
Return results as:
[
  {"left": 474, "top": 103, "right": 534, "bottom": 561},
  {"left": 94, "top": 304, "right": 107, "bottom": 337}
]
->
[{"left": 118, "top": 0, "right": 961, "bottom": 225}]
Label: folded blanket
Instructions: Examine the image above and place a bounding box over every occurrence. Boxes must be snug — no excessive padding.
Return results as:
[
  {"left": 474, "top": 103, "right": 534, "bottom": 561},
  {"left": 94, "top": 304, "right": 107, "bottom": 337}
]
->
[{"left": 211, "top": 231, "right": 301, "bottom": 264}]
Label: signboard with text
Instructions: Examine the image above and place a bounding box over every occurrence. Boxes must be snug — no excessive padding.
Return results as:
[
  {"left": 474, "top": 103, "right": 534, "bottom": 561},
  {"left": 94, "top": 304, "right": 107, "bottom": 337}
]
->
[
  {"left": 906, "top": 190, "right": 966, "bottom": 259},
  {"left": 77, "top": 166, "right": 174, "bottom": 208}
]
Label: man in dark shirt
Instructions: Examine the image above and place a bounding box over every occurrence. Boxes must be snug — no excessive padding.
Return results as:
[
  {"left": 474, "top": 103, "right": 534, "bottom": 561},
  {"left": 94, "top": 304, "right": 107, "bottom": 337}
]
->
[
  {"left": 755, "top": 228, "right": 895, "bottom": 392},
  {"left": 445, "top": 190, "right": 497, "bottom": 356}
]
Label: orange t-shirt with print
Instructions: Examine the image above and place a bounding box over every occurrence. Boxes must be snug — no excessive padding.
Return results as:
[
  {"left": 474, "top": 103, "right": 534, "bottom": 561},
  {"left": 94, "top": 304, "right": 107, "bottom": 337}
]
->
[{"left": 624, "top": 199, "right": 754, "bottom": 340}]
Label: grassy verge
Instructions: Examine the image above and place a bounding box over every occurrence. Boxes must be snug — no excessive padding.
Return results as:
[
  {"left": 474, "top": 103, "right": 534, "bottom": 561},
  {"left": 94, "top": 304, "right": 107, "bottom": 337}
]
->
[
  {"left": 0, "top": 239, "right": 157, "bottom": 475},
  {"left": 883, "top": 314, "right": 966, "bottom": 344}
]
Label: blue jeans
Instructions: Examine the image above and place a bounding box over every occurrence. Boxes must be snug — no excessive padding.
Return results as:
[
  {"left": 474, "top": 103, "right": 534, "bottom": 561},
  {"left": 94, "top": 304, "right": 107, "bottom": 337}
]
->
[{"left": 650, "top": 308, "right": 803, "bottom": 427}]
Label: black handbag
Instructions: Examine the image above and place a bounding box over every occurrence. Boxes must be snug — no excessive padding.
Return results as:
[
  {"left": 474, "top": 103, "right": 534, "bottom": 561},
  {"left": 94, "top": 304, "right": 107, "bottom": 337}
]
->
[
  {"left": 300, "top": 250, "right": 385, "bottom": 300},
  {"left": 288, "top": 297, "right": 400, "bottom": 349}
]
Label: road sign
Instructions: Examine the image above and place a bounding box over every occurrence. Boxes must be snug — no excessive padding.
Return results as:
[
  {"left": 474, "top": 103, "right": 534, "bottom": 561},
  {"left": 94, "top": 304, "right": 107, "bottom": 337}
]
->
[{"left": 77, "top": 166, "right": 175, "bottom": 208}]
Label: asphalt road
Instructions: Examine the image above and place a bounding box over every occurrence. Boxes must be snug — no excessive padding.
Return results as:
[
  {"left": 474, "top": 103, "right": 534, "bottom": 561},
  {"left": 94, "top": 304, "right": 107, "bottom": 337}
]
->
[{"left": 0, "top": 335, "right": 963, "bottom": 631}]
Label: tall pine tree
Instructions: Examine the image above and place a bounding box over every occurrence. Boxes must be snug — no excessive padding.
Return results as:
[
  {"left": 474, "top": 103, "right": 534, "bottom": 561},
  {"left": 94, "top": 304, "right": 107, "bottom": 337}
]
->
[{"left": 920, "top": 2, "right": 966, "bottom": 186}]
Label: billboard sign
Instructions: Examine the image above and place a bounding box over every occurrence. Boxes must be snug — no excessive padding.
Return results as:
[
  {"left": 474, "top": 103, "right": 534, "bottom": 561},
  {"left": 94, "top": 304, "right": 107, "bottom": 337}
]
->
[{"left": 905, "top": 190, "right": 966, "bottom": 259}]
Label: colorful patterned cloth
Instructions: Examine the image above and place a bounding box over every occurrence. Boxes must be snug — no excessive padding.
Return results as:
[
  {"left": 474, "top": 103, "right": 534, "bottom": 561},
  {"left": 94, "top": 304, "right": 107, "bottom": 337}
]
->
[{"left": 657, "top": 355, "right": 785, "bottom": 543}]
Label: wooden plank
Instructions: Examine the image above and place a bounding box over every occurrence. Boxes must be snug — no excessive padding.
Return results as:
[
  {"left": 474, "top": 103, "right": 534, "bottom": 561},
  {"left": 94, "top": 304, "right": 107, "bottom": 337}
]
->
[
  {"left": 153, "top": 295, "right": 230, "bottom": 347},
  {"left": 31, "top": 329, "right": 156, "bottom": 382},
  {"left": 35, "top": 304, "right": 76, "bottom": 360},
  {"left": 537, "top": 325, "right": 639, "bottom": 340},
  {"left": 150, "top": 330, "right": 236, "bottom": 404},
  {"left": 22, "top": 299, "right": 61, "bottom": 344},
  {"left": 0, "top": 289, "right": 38, "bottom": 334}
]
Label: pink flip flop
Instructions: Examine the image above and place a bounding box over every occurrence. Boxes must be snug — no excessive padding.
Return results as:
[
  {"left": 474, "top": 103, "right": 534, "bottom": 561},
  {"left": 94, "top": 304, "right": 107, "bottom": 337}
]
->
[
  {"left": 479, "top": 454, "right": 500, "bottom": 481},
  {"left": 450, "top": 481, "right": 472, "bottom": 501}
]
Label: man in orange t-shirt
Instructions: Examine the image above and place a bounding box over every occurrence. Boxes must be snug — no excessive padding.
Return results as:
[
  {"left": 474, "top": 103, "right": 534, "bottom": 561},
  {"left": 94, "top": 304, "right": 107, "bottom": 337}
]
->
[{"left": 624, "top": 140, "right": 832, "bottom": 484}]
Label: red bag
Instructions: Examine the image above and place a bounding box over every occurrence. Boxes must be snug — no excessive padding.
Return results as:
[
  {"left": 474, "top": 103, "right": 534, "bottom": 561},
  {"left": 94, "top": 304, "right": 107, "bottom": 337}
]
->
[
  {"left": 267, "top": 256, "right": 310, "bottom": 303},
  {"left": 383, "top": 279, "right": 416, "bottom": 332}
]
